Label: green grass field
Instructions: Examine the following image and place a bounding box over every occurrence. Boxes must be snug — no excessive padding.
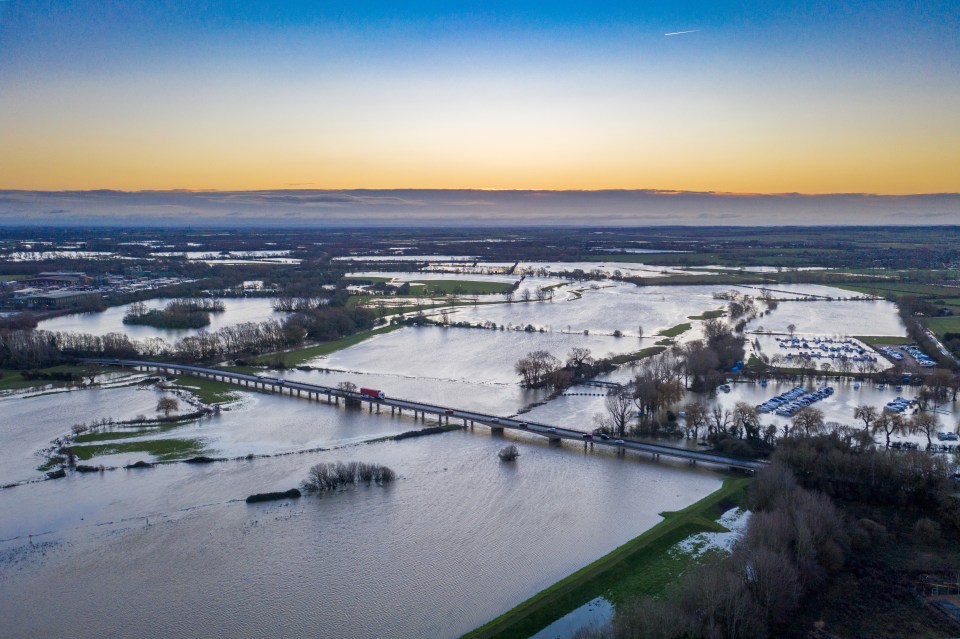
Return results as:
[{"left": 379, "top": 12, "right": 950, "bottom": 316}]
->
[
  {"left": 925, "top": 317, "right": 960, "bottom": 338},
  {"left": 688, "top": 309, "right": 725, "bottom": 320},
  {"left": 855, "top": 335, "right": 912, "bottom": 346},
  {"left": 253, "top": 323, "right": 405, "bottom": 367},
  {"left": 461, "top": 477, "right": 751, "bottom": 639},
  {"left": 73, "top": 419, "right": 195, "bottom": 443},
  {"left": 346, "top": 276, "right": 513, "bottom": 295},
  {"left": 171, "top": 376, "right": 240, "bottom": 404},
  {"left": 68, "top": 437, "right": 207, "bottom": 463},
  {"left": 657, "top": 322, "right": 692, "bottom": 338},
  {"left": 607, "top": 346, "right": 667, "bottom": 366}
]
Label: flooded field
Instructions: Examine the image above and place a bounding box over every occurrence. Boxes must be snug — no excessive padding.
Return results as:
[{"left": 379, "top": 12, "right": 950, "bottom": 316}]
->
[
  {"left": 1, "top": 272, "right": 947, "bottom": 639},
  {"left": 0, "top": 412, "right": 722, "bottom": 639},
  {"left": 38, "top": 297, "right": 287, "bottom": 341}
]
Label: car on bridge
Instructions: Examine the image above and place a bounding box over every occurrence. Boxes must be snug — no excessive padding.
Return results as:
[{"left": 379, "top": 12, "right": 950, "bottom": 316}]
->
[
  {"left": 614, "top": 439, "right": 625, "bottom": 445},
  {"left": 582, "top": 433, "right": 593, "bottom": 440},
  {"left": 547, "top": 427, "right": 558, "bottom": 433},
  {"left": 490, "top": 418, "right": 501, "bottom": 424},
  {"left": 444, "top": 409, "right": 454, "bottom": 416},
  {"left": 518, "top": 422, "right": 528, "bottom": 429}
]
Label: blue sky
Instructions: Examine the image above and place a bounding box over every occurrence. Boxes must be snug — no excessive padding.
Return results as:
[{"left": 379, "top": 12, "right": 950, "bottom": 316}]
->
[{"left": 1, "top": 1, "right": 958, "bottom": 194}]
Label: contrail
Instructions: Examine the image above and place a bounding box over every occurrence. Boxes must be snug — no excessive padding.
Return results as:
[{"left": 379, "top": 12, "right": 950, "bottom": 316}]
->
[{"left": 664, "top": 29, "right": 700, "bottom": 36}]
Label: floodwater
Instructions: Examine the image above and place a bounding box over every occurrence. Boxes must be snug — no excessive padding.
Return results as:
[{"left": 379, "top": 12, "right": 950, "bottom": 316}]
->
[
  {"left": 0, "top": 276, "right": 930, "bottom": 638},
  {"left": 0, "top": 404, "right": 723, "bottom": 639},
  {"left": 451, "top": 282, "right": 725, "bottom": 337},
  {"left": 0, "top": 382, "right": 163, "bottom": 485},
  {"left": 747, "top": 299, "right": 905, "bottom": 337},
  {"left": 37, "top": 297, "right": 287, "bottom": 341}
]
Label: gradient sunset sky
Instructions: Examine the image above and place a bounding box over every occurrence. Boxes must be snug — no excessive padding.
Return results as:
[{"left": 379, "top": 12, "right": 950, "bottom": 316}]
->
[{"left": 1, "top": 1, "right": 958, "bottom": 194}]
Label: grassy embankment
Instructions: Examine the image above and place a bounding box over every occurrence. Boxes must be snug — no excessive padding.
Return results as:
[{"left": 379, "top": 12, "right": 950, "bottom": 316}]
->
[
  {"left": 687, "top": 309, "right": 725, "bottom": 321},
  {"left": 462, "top": 477, "right": 751, "bottom": 639},
  {"left": 657, "top": 323, "right": 692, "bottom": 338},
  {"left": 251, "top": 323, "right": 405, "bottom": 368}
]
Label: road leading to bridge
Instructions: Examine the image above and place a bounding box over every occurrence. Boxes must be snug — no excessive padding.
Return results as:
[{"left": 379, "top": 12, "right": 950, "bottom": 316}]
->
[{"left": 86, "top": 358, "right": 766, "bottom": 472}]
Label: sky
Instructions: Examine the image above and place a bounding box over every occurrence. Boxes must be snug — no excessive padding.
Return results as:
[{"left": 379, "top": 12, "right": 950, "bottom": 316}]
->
[{"left": 0, "top": 1, "right": 959, "bottom": 205}]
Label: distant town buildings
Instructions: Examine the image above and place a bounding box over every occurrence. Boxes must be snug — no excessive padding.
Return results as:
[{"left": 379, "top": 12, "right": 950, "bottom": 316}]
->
[{"left": 1, "top": 270, "right": 196, "bottom": 311}]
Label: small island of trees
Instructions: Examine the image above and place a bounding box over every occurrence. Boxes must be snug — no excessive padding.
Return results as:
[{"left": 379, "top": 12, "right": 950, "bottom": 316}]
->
[{"left": 123, "top": 298, "right": 226, "bottom": 329}]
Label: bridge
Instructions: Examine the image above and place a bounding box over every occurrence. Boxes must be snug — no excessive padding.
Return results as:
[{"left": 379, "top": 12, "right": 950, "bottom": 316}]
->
[{"left": 85, "top": 358, "right": 766, "bottom": 472}]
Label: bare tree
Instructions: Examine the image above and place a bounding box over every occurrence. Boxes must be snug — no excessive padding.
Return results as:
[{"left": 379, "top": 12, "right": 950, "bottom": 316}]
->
[
  {"left": 853, "top": 405, "right": 879, "bottom": 432},
  {"left": 683, "top": 401, "right": 709, "bottom": 439},
  {"left": 872, "top": 412, "right": 906, "bottom": 448},
  {"left": 604, "top": 391, "right": 634, "bottom": 437},
  {"left": 156, "top": 396, "right": 179, "bottom": 417},
  {"left": 566, "top": 347, "right": 593, "bottom": 370},
  {"left": 732, "top": 402, "right": 761, "bottom": 440},
  {"left": 911, "top": 411, "right": 939, "bottom": 448},
  {"left": 710, "top": 405, "right": 732, "bottom": 435},
  {"left": 791, "top": 406, "right": 825, "bottom": 437}
]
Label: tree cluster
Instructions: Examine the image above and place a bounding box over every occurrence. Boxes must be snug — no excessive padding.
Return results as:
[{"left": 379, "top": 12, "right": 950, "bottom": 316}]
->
[{"left": 611, "top": 463, "right": 849, "bottom": 639}]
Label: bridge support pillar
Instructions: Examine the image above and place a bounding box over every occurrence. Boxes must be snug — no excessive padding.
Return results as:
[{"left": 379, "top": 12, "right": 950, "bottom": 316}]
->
[
  {"left": 376, "top": 403, "right": 380, "bottom": 413},
  {"left": 391, "top": 407, "right": 395, "bottom": 416}
]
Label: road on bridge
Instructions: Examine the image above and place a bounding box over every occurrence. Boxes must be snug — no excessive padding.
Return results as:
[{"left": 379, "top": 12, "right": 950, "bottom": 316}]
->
[{"left": 86, "top": 358, "right": 766, "bottom": 472}]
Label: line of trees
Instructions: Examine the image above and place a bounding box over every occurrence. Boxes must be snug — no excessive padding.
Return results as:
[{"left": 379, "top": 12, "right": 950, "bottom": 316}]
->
[
  {"left": 1, "top": 302, "right": 376, "bottom": 368},
  {"left": 601, "top": 431, "right": 958, "bottom": 638}
]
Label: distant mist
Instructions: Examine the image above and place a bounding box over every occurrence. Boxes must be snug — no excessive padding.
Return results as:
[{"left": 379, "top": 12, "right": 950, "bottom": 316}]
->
[{"left": 0, "top": 189, "right": 957, "bottom": 227}]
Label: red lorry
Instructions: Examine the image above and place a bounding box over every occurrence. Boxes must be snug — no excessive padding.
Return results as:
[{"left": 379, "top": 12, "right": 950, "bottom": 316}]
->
[{"left": 359, "top": 387, "right": 385, "bottom": 400}]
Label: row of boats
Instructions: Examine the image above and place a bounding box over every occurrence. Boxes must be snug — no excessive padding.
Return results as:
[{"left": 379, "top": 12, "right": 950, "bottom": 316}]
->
[
  {"left": 757, "top": 385, "right": 835, "bottom": 416},
  {"left": 884, "top": 396, "right": 914, "bottom": 413}
]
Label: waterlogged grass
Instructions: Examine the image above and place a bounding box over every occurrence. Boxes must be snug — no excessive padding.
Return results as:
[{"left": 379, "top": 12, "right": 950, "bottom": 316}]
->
[
  {"left": 346, "top": 276, "right": 514, "bottom": 295},
  {"left": 413, "top": 280, "right": 514, "bottom": 295},
  {"left": 462, "top": 477, "right": 751, "bottom": 639},
  {"left": 657, "top": 322, "right": 692, "bottom": 338},
  {"left": 855, "top": 335, "right": 912, "bottom": 346},
  {"left": 607, "top": 346, "right": 667, "bottom": 366},
  {"left": 68, "top": 437, "right": 207, "bottom": 462},
  {"left": 0, "top": 365, "right": 88, "bottom": 392},
  {"left": 74, "top": 420, "right": 193, "bottom": 443},
  {"left": 171, "top": 376, "right": 239, "bottom": 404},
  {"left": 253, "top": 323, "right": 405, "bottom": 367},
  {"left": 688, "top": 309, "right": 725, "bottom": 320}
]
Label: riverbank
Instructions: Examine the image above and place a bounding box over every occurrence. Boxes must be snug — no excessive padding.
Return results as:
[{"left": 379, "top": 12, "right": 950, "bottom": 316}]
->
[
  {"left": 462, "top": 476, "right": 751, "bottom": 639},
  {"left": 251, "top": 323, "right": 405, "bottom": 367}
]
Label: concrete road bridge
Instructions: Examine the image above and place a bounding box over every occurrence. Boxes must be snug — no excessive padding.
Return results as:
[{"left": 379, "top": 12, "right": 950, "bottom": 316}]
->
[{"left": 86, "top": 358, "right": 767, "bottom": 473}]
